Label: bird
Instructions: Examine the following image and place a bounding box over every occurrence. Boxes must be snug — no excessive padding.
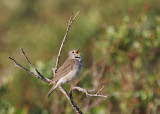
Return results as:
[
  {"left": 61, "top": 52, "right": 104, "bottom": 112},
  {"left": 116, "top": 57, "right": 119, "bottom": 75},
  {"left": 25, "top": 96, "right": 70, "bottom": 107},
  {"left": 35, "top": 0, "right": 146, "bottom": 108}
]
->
[{"left": 47, "top": 49, "right": 83, "bottom": 97}]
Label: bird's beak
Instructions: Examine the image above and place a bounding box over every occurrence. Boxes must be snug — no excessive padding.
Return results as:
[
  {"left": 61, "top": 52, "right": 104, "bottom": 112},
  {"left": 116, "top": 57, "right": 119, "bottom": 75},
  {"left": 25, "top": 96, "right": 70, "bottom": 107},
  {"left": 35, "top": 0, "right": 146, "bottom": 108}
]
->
[{"left": 75, "top": 49, "right": 79, "bottom": 54}]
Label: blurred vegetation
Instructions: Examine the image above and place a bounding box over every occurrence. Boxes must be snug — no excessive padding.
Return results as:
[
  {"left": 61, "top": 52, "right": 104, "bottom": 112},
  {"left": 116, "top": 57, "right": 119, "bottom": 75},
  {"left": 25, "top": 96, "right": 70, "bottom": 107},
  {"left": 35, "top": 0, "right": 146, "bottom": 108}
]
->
[{"left": 0, "top": 0, "right": 160, "bottom": 114}]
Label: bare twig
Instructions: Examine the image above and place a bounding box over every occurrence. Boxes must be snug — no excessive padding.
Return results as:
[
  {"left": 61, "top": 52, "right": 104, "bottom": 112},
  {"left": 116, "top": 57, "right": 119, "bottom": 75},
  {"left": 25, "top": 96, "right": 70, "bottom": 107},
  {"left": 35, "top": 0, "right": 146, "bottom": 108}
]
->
[
  {"left": 70, "top": 86, "right": 107, "bottom": 98},
  {"left": 9, "top": 57, "right": 38, "bottom": 77},
  {"left": 59, "top": 86, "right": 83, "bottom": 114},
  {"left": 9, "top": 53, "right": 51, "bottom": 83},
  {"left": 20, "top": 48, "right": 50, "bottom": 82},
  {"left": 54, "top": 11, "right": 80, "bottom": 73}
]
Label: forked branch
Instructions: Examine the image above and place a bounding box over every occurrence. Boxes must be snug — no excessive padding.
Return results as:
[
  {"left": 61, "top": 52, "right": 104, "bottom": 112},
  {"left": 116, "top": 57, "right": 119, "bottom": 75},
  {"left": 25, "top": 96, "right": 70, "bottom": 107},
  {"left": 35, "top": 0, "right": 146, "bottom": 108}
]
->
[
  {"left": 70, "top": 86, "right": 107, "bottom": 98},
  {"left": 9, "top": 54, "right": 51, "bottom": 83}
]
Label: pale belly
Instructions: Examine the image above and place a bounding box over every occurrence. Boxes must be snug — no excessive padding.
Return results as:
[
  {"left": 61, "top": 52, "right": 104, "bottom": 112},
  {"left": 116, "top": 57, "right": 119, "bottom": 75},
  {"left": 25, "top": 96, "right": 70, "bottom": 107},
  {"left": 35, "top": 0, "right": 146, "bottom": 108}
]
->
[{"left": 63, "top": 67, "right": 82, "bottom": 83}]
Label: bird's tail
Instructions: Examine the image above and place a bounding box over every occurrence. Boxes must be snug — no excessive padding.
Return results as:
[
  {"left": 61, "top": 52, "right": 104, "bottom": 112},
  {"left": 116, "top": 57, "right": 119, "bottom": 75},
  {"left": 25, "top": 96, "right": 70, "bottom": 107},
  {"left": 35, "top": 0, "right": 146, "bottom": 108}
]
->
[
  {"left": 47, "top": 80, "right": 62, "bottom": 97},
  {"left": 47, "top": 84, "right": 56, "bottom": 97}
]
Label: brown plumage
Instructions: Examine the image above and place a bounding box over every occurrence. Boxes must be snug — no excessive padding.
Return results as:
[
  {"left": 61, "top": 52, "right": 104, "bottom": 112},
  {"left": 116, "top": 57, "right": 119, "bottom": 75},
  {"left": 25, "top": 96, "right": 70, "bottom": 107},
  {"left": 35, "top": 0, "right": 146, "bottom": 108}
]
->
[
  {"left": 47, "top": 49, "right": 83, "bottom": 97},
  {"left": 50, "top": 59, "right": 79, "bottom": 84}
]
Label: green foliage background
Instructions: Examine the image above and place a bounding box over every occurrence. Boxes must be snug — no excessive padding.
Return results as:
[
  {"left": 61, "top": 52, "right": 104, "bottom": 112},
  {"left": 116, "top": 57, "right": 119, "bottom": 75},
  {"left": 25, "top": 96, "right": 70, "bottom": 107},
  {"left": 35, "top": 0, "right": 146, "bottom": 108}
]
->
[{"left": 0, "top": 0, "right": 160, "bottom": 113}]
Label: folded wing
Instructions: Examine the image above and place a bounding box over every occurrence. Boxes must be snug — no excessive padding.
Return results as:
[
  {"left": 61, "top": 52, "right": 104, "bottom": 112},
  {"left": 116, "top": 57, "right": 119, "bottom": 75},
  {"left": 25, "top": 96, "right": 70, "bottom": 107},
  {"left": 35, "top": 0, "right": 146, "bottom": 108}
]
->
[{"left": 50, "top": 59, "right": 77, "bottom": 84}]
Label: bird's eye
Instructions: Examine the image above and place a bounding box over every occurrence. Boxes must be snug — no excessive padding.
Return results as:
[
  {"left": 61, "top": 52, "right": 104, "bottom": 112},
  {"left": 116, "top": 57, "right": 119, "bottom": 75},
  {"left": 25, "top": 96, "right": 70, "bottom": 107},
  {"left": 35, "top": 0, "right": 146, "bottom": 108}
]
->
[{"left": 72, "top": 52, "right": 74, "bottom": 53}]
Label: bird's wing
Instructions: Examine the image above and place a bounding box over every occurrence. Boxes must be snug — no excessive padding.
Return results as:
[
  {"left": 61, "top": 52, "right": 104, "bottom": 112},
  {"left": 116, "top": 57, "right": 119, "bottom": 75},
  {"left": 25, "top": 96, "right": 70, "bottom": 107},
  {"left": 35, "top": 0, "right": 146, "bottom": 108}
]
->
[{"left": 51, "top": 59, "right": 78, "bottom": 83}]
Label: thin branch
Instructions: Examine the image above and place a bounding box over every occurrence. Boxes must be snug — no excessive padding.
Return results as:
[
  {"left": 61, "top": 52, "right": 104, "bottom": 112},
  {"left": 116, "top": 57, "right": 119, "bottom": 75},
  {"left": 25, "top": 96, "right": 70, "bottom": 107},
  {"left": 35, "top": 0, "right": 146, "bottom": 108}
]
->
[
  {"left": 70, "top": 86, "right": 107, "bottom": 98},
  {"left": 59, "top": 86, "right": 83, "bottom": 114},
  {"left": 20, "top": 48, "right": 48, "bottom": 81},
  {"left": 9, "top": 52, "right": 51, "bottom": 83},
  {"left": 9, "top": 57, "right": 39, "bottom": 78},
  {"left": 54, "top": 11, "right": 80, "bottom": 73}
]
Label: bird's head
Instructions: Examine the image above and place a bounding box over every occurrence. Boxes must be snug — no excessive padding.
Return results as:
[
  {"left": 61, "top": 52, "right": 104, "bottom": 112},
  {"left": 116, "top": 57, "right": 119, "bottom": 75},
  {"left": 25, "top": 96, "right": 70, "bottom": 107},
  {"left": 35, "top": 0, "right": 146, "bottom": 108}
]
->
[{"left": 68, "top": 49, "right": 81, "bottom": 59}]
